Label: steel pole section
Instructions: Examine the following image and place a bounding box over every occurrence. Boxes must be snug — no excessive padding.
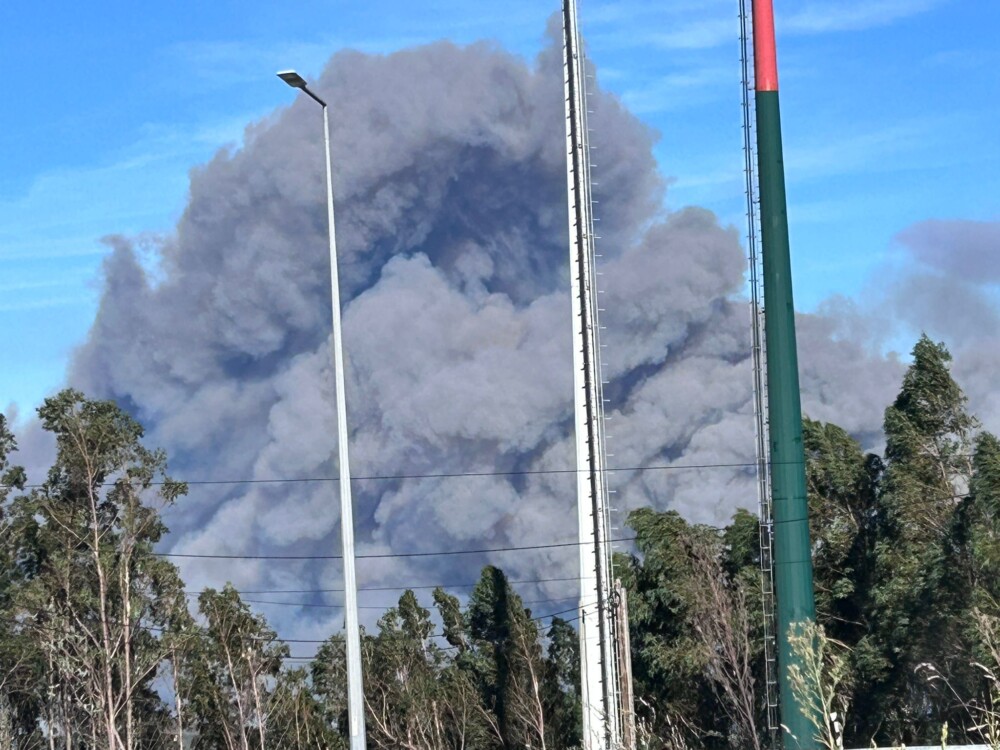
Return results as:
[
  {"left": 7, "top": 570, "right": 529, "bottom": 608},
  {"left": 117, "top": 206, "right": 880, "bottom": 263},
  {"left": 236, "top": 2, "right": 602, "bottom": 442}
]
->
[
  {"left": 752, "top": 2, "right": 818, "bottom": 748},
  {"left": 561, "top": 1, "right": 620, "bottom": 746},
  {"left": 277, "top": 71, "right": 366, "bottom": 748},
  {"left": 321, "top": 102, "right": 368, "bottom": 750}
]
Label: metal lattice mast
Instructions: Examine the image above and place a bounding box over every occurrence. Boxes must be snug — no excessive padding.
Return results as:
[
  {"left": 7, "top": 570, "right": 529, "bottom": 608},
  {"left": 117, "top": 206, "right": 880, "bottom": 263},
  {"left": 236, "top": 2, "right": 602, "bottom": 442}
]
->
[
  {"left": 738, "top": 3, "right": 780, "bottom": 744},
  {"left": 561, "top": 0, "right": 623, "bottom": 747}
]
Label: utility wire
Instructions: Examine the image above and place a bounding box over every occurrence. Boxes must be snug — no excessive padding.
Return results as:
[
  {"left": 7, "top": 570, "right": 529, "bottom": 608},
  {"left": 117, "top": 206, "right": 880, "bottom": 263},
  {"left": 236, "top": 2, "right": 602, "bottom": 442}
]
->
[
  {"left": 6, "top": 458, "right": 795, "bottom": 491},
  {"left": 237, "top": 595, "right": 576, "bottom": 610},
  {"left": 9, "top": 452, "right": 991, "bottom": 492},
  {"left": 158, "top": 536, "right": 638, "bottom": 561},
  {"left": 8, "top": 602, "right": 590, "bottom": 650},
  {"left": 184, "top": 575, "right": 586, "bottom": 596},
  {"left": 283, "top": 605, "right": 592, "bottom": 661}
]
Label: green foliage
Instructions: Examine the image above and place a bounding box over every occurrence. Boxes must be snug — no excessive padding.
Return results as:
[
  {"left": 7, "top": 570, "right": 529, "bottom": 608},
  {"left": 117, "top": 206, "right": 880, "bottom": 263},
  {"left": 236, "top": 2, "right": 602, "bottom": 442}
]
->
[
  {"left": 786, "top": 621, "right": 851, "bottom": 750},
  {"left": 542, "top": 617, "right": 582, "bottom": 748},
  {"left": 0, "top": 414, "right": 26, "bottom": 503},
  {"left": 6, "top": 339, "right": 1000, "bottom": 750},
  {"left": 185, "top": 584, "right": 290, "bottom": 748},
  {"left": 0, "top": 390, "right": 190, "bottom": 748},
  {"left": 612, "top": 336, "right": 1000, "bottom": 750},
  {"left": 619, "top": 508, "right": 763, "bottom": 749},
  {"left": 855, "top": 337, "right": 981, "bottom": 742},
  {"left": 803, "top": 418, "right": 879, "bottom": 646}
]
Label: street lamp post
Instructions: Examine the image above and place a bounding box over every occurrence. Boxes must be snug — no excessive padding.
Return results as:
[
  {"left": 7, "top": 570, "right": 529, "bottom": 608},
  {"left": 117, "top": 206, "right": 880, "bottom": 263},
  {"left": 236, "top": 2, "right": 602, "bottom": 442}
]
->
[{"left": 277, "top": 69, "right": 367, "bottom": 750}]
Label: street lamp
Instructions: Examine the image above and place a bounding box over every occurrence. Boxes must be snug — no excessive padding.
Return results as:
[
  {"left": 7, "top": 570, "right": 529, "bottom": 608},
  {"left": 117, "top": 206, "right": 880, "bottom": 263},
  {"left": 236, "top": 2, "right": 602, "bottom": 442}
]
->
[{"left": 277, "top": 70, "right": 367, "bottom": 750}]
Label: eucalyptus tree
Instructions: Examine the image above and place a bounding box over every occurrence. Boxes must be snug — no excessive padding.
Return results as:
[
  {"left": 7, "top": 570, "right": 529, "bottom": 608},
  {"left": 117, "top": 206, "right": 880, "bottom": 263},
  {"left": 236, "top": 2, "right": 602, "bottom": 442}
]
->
[
  {"left": 802, "top": 419, "right": 881, "bottom": 648},
  {"left": 618, "top": 508, "right": 768, "bottom": 749},
  {"left": 362, "top": 590, "right": 455, "bottom": 749},
  {"left": 2, "top": 390, "right": 188, "bottom": 749},
  {"left": 0, "top": 415, "right": 37, "bottom": 748},
  {"left": 855, "top": 337, "right": 979, "bottom": 742},
  {"left": 540, "top": 617, "right": 581, "bottom": 749},
  {"left": 464, "top": 565, "right": 552, "bottom": 749},
  {"left": 965, "top": 432, "right": 1000, "bottom": 608},
  {"left": 186, "top": 584, "right": 289, "bottom": 750},
  {"left": 266, "top": 667, "right": 340, "bottom": 750}
]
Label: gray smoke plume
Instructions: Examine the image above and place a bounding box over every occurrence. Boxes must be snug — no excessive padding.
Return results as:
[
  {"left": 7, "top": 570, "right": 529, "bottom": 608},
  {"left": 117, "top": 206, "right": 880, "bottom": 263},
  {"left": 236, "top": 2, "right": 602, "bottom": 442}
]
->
[
  {"left": 897, "top": 219, "right": 1000, "bottom": 284},
  {"left": 66, "top": 31, "right": 902, "bottom": 636},
  {"left": 885, "top": 218, "right": 1000, "bottom": 431}
]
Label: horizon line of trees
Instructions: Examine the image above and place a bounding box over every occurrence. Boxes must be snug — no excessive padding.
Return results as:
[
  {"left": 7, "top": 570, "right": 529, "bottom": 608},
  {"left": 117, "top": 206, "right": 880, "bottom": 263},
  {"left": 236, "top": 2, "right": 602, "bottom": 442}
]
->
[{"left": 1, "top": 333, "right": 1000, "bottom": 749}]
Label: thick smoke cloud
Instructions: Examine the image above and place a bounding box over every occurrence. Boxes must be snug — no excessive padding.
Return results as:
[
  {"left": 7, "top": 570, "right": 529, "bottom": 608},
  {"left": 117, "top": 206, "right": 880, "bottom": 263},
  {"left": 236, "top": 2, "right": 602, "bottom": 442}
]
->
[
  {"left": 66, "top": 32, "right": 901, "bottom": 636},
  {"left": 897, "top": 219, "right": 1000, "bottom": 283},
  {"left": 885, "top": 218, "right": 1000, "bottom": 431}
]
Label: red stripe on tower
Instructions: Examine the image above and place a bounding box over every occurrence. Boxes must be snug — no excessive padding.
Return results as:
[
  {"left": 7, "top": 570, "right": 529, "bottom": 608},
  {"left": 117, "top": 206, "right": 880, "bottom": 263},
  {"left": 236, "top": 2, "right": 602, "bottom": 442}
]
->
[{"left": 753, "top": 0, "right": 779, "bottom": 91}]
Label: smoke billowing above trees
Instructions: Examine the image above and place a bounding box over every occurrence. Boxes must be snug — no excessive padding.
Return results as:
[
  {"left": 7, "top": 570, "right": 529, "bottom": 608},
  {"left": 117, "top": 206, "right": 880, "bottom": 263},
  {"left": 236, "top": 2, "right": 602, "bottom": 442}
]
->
[{"left": 53, "top": 29, "right": 997, "bottom": 641}]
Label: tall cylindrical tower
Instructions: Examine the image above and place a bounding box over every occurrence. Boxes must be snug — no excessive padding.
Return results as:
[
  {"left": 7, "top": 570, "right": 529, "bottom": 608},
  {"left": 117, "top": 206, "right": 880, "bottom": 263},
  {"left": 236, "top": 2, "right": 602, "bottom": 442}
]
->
[{"left": 752, "top": 2, "right": 818, "bottom": 748}]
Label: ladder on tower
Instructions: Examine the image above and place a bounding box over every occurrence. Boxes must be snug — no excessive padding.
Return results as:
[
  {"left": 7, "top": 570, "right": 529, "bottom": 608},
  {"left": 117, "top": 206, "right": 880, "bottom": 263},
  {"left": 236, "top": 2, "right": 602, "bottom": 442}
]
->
[
  {"left": 740, "top": 0, "right": 781, "bottom": 744},
  {"left": 562, "top": 0, "right": 628, "bottom": 747}
]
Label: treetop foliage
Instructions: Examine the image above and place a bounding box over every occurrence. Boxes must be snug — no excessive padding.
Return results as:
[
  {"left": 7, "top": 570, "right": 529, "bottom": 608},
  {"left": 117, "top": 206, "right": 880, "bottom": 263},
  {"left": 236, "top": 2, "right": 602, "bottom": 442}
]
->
[{"left": 3, "top": 336, "right": 1000, "bottom": 749}]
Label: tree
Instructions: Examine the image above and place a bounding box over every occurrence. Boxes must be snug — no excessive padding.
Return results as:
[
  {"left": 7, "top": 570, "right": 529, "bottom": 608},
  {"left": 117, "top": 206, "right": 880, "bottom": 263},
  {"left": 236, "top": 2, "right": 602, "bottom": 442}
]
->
[
  {"left": 465, "top": 565, "right": 549, "bottom": 749},
  {"left": 432, "top": 587, "right": 498, "bottom": 749},
  {"left": 362, "top": 590, "right": 452, "bottom": 749},
  {"left": 0, "top": 415, "right": 38, "bottom": 749},
  {"left": 185, "top": 584, "right": 289, "bottom": 750},
  {"left": 618, "top": 508, "right": 749, "bottom": 749},
  {"left": 803, "top": 418, "right": 880, "bottom": 647},
  {"left": 540, "top": 617, "right": 581, "bottom": 749},
  {"left": 966, "top": 432, "right": 1000, "bottom": 608},
  {"left": 685, "top": 531, "right": 762, "bottom": 750},
  {"left": 311, "top": 633, "right": 349, "bottom": 745},
  {"left": 2, "top": 390, "right": 188, "bottom": 749},
  {"left": 859, "top": 336, "right": 979, "bottom": 743},
  {"left": 266, "top": 667, "right": 342, "bottom": 750}
]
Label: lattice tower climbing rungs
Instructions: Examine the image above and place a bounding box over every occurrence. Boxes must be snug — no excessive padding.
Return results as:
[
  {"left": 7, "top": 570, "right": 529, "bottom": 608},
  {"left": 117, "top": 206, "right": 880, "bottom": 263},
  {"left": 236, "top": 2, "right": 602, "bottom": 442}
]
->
[{"left": 740, "top": 0, "right": 781, "bottom": 743}]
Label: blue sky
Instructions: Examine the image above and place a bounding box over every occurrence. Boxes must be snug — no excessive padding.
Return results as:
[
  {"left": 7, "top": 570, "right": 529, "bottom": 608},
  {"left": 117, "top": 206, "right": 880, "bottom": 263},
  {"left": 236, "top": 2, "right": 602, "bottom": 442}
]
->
[{"left": 2, "top": 0, "right": 998, "bottom": 414}]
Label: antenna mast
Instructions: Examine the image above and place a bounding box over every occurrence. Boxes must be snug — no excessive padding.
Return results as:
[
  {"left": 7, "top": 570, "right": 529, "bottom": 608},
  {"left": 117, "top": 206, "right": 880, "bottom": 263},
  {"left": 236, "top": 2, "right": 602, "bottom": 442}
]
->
[
  {"left": 561, "top": 1, "right": 623, "bottom": 747},
  {"left": 739, "top": 1, "right": 781, "bottom": 744},
  {"left": 747, "top": 1, "right": 819, "bottom": 747}
]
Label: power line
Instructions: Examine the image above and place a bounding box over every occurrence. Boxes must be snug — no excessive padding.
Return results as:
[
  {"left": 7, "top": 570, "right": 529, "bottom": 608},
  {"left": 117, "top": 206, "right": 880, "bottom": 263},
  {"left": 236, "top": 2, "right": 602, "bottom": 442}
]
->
[
  {"left": 158, "top": 536, "right": 638, "bottom": 561},
  {"left": 8, "top": 601, "right": 590, "bottom": 650},
  {"left": 283, "top": 605, "right": 592, "bottom": 661},
  {"left": 184, "top": 575, "right": 586, "bottom": 596},
  {"left": 238, "top": 595, "right": 576, "bottom": 610},
  {"left": 155, "top": 488, "right": 982, "bottom": 565},
  {"left": 6, "top": 458, "right": 787, "bottom": 491},
  {"left": 9, "top": 451, "right": 991, "bottom": 493}
]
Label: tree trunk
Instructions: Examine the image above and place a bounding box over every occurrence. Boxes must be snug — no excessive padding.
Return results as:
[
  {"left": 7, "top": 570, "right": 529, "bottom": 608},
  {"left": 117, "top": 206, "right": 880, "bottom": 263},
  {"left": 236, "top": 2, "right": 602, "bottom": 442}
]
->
[
  {"left": 123, "top": 554, "right": 134, "bottom": 750},
  {"left": 84, "top": 470, "right": 122, "bottom": 750},
  {"left": 172, "top": 647, "right": 185, "bottom": 750}
]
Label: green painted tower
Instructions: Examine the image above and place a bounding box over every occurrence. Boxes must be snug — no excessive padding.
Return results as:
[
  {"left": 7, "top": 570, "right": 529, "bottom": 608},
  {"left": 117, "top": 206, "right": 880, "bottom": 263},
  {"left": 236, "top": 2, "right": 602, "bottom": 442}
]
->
[{"left": 752, "top": 1, "right": 819, "bottom": 748}]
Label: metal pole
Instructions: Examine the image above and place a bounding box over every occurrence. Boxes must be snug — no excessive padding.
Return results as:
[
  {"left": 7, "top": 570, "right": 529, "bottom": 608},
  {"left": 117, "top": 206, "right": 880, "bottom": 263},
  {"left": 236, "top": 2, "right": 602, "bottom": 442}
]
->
[
  {"left": 751, "top": 2, "right": 818, "bottom": 748},
  {"left": 615, "top": 581, "right": 636, "bottom": 749},
  {"left": 277, "top": 70, "right": 366, "bottom": 748},
  {"left": 561, "top": 1, "right": 621, "bottom": 746},
  {"left": 320, "top": 101, "right": 368, "bottom": 750}
]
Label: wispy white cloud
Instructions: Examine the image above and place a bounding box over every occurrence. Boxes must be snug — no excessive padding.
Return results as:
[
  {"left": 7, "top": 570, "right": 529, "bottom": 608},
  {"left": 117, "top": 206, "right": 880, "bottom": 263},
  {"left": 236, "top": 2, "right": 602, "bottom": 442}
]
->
[
  {"left": 782, "top": 0, "right": 945, "bottom": 34},
  {"left": 0, "top": 111, "right": 257, "bottom": 262},
  {"left": 621, "top": 65, "right": 735, "bottom": 114},
  {"left": 784, "top": 117, "right": 944, "bottom": 182},
  {"left": 0, "top": 276, "right": 88, "bottom": 294},
  {"left": 591, "top": 16, "right": 734, "bottom": 52},
  {"left": 162, "top": 20, "right": 534, "bottom": 93},
  {"left": 164, "top": 38, "right": 392, "bottom": 89},
  {"left": 924, "top": 47, "right": 995, "bottom": 70},
  {"left": 590, "top": 0, "right": 945, "bottom": 52},
  {"left": 0, "top": 295, "right": 92, "bottom": 313}
]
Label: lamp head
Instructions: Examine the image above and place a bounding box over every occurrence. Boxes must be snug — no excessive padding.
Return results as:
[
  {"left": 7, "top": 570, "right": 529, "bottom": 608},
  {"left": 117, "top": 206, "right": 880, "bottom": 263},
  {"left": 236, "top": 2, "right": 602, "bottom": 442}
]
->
[{"left": 277, "top": 70, "right": 308, "bottom": 89}]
